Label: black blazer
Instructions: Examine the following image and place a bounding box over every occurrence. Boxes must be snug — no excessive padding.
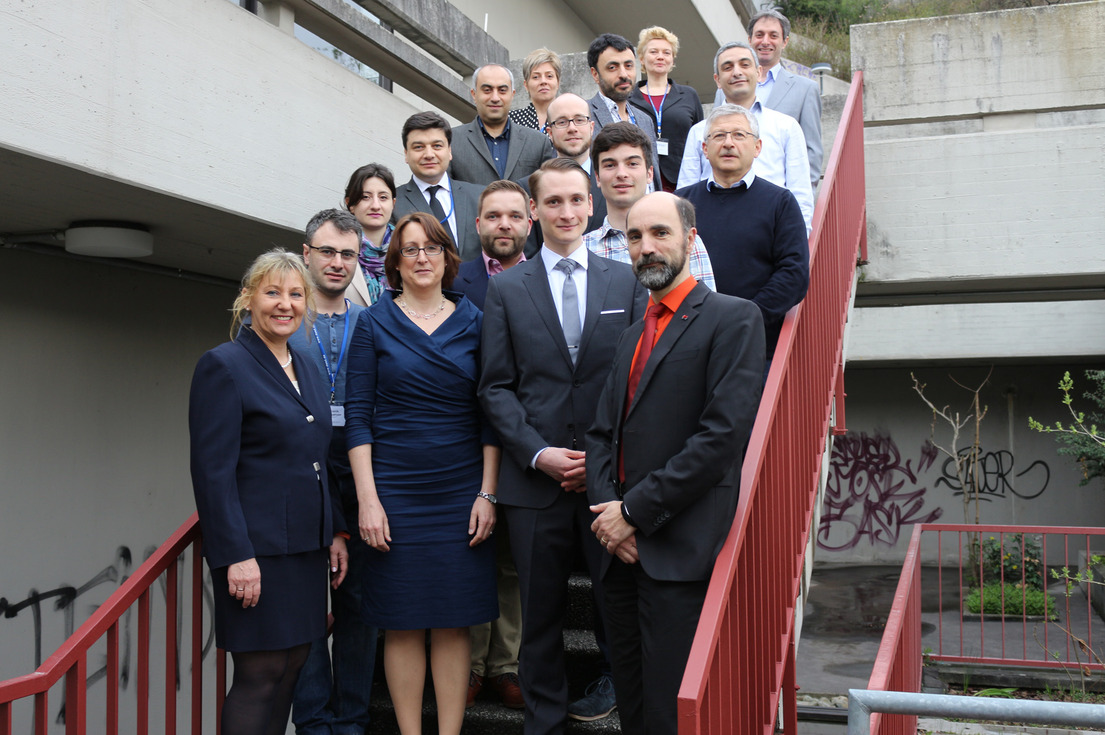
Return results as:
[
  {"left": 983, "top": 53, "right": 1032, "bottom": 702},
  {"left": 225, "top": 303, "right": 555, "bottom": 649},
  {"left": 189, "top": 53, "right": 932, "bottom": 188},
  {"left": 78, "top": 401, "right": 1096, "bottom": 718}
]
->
[
  {"left": 393, "top": 176, "right": 483, "bottom": 262},
  {"left": 453, "top": 258, "right": 491, "bottom": 310},
  {"left": 479, "top": 250, "right": 647, "bottom": 509},
  {"left": 449, "top": 119, "right": 555, "bottom": 187},
  {"left": 189, "top": 326, "right": 341, "bottom": 569},
  {"left": 628, "top": 80, "right": 704, "bottom": 185},
  {"left": 587, "top": 282, "right": 765, "bottom": 582}
]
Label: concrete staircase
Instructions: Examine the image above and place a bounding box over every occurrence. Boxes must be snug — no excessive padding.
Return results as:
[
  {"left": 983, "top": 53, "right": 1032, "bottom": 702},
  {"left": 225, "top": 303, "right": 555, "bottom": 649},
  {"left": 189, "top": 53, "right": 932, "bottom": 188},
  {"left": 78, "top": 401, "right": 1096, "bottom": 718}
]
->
[{"left": 367, "top": 572, "right": 620, "bottom": 733}]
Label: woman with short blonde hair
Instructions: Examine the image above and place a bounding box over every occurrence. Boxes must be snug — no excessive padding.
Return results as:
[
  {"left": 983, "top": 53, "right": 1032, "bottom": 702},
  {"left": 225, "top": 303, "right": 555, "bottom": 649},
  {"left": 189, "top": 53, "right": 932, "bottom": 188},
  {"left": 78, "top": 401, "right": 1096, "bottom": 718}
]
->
[{"left": 509, "top": 47, "right": 562, "bottom": 131}]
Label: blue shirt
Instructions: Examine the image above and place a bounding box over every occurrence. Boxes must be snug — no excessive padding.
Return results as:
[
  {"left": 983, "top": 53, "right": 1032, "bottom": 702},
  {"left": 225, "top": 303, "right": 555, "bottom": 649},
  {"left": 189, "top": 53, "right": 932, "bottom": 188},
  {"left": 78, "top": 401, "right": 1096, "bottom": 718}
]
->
[
  {"left": 479, "top": 117, "right": 512, "bottom": 179},
  {"left": 290, "top": 300, "right": 367, "bottom": 406}
]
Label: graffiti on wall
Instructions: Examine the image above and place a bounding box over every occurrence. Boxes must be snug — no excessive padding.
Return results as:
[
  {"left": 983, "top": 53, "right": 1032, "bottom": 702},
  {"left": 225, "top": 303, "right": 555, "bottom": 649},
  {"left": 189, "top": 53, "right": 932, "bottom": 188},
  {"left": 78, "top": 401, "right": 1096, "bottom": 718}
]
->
[
  {"left": 818, "top": 432, "right": 1053, "bottom": 552},
  {"left": 0, "top": 545, "right": 215, "bottom": 723},
  {"left": 817, "top": 432, "right": 943, "bottom": 551}
]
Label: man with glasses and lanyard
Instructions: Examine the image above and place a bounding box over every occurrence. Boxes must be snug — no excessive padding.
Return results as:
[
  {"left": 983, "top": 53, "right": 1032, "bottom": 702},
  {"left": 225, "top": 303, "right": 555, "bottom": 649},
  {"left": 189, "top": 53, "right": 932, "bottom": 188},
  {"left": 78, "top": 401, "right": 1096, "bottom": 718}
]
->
[{"left": 290, "top": 209, "right": 377, "bottom": 735}]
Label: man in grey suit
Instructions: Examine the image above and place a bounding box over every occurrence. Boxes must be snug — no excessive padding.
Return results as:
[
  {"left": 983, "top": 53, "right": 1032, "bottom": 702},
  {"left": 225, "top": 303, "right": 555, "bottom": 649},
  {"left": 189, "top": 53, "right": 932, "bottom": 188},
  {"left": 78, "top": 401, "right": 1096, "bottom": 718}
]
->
[
  {"left": 479, "top": 157, "right": 646, "bottom": 735},
  {"left": 393, "top": 111, "right": 483, "bottom": 261},
  {"left": 713, "top": 10, "right": 822, "bottom": 187},
  {"left": 450, "top": 64, "right": 555, "bottom": 187},
  {"left": 586, "top": 34, "right": 663, "bottom": 191},
  {"left": 588, "top": 192, "right": 765, "bottom": 735}
]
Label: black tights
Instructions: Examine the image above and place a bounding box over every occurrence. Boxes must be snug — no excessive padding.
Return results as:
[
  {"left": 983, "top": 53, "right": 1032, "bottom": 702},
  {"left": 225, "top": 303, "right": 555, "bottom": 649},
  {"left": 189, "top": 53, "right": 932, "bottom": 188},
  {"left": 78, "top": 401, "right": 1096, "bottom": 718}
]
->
[{"left": 222, "top": 644, "right": 310, "bottom": 735}]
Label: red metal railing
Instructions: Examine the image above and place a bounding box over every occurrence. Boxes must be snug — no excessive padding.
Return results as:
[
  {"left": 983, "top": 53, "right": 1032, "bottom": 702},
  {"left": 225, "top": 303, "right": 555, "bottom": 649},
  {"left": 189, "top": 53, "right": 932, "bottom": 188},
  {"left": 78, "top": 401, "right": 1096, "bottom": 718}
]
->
[
  {"left": 0, "top": 513, "right": 223, "bottom": 735},
  {"left": 925, "top": 523, "right": 1105, "bottom": 671},
  {"left": 866, "top": 524, "right": 924, "bottom": 735},
  {"left": 678, "top": 71, "right": 867, "bottom": 734}
]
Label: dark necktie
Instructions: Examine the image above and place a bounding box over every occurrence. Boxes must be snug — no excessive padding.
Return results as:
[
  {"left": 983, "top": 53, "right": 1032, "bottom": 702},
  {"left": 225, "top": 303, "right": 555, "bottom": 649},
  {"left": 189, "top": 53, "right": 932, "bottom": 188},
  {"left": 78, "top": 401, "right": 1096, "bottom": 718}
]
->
[
  {"left": 554, "top": 259, "right": 581, "bottom": 365},
  {"left": 425, "top": 185, "right": 457, "bottom": 249},
  {"left": 620, "top": 302, "right": 667, "bottom": 483}
]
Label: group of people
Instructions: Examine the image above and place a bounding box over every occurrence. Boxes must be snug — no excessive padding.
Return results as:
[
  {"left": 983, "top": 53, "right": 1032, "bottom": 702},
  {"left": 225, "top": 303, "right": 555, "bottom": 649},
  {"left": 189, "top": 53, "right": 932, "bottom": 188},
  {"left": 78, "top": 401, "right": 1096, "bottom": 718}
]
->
[{"left": 189, "top": 12, "right": 816, "bottom": 735}]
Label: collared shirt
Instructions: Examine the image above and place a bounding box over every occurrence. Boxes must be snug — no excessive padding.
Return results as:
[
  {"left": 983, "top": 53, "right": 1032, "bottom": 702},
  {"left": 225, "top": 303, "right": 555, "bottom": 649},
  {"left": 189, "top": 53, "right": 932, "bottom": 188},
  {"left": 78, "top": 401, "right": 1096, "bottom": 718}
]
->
[
  {"left": 757, "top": 64, "right": 781, "bottom": 107},
  {"left": 539, "top": 243, "right": 588, "bottom": 329},
  {"left": 478, "top": 117, "right": 512, "bottom": 179},
  {"left": 599, "top": 93, "right": 637, "bottom": 125},
  {"left": 481, "top": 249, "right": 526, "bottom": 277},
  {"left": 676, "top": 101, "right": 813, "bottom": 233},
  {"left": 289, "top": 301, "right": 367, "bottom": 406},
  {"left": 629, "top": 274, "right": 699, "bottom": 377},
  {"left": 413, "top": 174, "right": 459, "bottom": 245},
  {"left": 582, "top": 217, "right": 718, "bottom": 292},
  {"left": 706, "top": 169, "right": 757, "bottom": 192}
]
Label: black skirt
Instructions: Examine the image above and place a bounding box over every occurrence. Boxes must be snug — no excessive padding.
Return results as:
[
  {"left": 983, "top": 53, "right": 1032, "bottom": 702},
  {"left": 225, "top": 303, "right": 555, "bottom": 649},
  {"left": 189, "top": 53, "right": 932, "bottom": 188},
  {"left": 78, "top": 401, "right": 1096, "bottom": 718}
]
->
[{"left": 210, "top": 548, "right": 328, "bottom": 651}]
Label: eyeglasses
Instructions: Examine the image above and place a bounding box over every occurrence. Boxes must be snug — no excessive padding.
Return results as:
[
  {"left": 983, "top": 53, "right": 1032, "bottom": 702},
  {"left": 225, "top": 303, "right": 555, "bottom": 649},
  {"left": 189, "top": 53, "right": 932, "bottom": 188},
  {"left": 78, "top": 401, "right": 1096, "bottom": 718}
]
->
[
  {"left": 398, "top": 244, "right": 446, "bottom": 258},
  {"left": 708, "top": 129, "right": 756, "bottom": 144},
  {"left": 307, "top": 245, "right": 358, "bottom": 262},
  {"left": 548, "top": 116, "right": 591, "bottom": 130}
]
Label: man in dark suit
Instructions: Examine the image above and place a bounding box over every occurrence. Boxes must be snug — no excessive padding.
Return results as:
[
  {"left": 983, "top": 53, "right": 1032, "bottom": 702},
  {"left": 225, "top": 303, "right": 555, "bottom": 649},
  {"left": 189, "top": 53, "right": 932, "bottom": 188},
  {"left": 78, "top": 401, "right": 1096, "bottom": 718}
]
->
[
  {"left": 450, "top": 64, "right": 555, "bottom": 187},
  {"left": 455, "top": 180, "right": 531, "bottom": 311},
  {"left": 587, "top": 192, "right": 765, "bottom": 735},
  {"left": 393, "top": 111, "right": 483, "bottom": 261},
  {"left": 713, "top": 10, "right": 822, "bottom": 187},
  {"left": 479, "top": 158, "right": 646, "bottom": 735},
  {"left": 586, "top": 34, "right": 662, "bottom": 191}
]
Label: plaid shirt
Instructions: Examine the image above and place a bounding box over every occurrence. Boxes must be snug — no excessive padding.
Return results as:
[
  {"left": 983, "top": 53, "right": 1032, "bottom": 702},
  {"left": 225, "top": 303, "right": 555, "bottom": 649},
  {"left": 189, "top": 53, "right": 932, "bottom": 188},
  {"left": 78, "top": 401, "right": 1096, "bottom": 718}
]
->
[{"left": 582, "top": 218, "right": 717, "bottom": 292}]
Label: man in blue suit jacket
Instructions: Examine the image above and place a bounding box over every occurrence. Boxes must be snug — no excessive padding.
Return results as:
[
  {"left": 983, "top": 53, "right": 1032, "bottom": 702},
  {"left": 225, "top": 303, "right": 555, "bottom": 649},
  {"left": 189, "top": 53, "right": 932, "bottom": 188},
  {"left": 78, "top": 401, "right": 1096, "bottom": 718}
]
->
[
  {"left": 479, "top": 159, "right": 646, "bottom": 735},
  {"left": 454, "top": 180, "right": 532, "bottom": 311}
]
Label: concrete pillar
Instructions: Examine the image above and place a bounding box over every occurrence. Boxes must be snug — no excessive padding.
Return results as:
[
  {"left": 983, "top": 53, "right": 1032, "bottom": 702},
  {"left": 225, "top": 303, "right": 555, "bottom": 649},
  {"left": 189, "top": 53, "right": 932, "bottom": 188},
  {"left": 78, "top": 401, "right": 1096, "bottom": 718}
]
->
[{"left": 258, "top": 0, "right": 294, "bottom": 33}]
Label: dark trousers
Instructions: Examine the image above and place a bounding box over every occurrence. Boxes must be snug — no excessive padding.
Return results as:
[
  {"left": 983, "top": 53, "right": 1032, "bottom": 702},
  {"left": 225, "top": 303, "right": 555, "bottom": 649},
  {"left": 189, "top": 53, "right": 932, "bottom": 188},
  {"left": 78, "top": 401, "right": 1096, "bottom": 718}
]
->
[
  {"left": 602, "top": 558, "right": 708, "bottom": 735},
  {"left": 505, "top": 491, "right": 608, "bottom": 735}
]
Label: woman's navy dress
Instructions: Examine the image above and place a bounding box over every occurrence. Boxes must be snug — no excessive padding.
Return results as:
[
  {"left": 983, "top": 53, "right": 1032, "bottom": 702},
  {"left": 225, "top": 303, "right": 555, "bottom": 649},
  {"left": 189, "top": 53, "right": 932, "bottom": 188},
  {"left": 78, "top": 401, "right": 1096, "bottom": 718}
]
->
[{"left": 345, "top": 292, "right": 497, "bottom": 630}]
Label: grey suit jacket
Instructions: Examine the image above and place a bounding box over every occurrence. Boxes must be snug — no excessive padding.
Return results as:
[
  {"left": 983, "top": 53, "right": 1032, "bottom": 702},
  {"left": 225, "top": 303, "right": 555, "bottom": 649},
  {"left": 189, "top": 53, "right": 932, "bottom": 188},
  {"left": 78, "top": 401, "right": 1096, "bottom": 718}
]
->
[
  {"left": 587, "top": 92, "right": 664, "bottom": 191},
  {"left": 714, "top": 66, "right": 822, "bottom": 186},
  {"left": 478, "top": 250, "right": 647, "bottom": 509},
  {"left": 392, "top": 175, "right": 483, "bottom": 262},
  {"left": 449, "top": 119, "right": 555, "bottom": 187},
  {"left": 586, "top": 282, "right": 765, "bottom": 582}
]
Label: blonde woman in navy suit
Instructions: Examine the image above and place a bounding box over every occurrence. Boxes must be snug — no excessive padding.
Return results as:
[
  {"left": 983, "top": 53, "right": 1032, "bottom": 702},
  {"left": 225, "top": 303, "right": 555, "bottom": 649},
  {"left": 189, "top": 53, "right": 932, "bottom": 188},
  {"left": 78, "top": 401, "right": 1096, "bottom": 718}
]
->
[{"left": 189, "top": 249, "right": 349, "bottom": 735}]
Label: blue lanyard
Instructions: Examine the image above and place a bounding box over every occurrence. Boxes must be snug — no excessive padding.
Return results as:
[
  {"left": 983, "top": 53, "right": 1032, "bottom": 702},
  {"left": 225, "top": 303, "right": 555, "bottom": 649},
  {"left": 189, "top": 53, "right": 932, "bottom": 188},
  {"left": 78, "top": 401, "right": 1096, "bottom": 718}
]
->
[
  {"left": 645, "top": 85, "right": 669, "bottom": 138},
  {"left": 311, "top": 301, "right": 351, "bottom": 404}
]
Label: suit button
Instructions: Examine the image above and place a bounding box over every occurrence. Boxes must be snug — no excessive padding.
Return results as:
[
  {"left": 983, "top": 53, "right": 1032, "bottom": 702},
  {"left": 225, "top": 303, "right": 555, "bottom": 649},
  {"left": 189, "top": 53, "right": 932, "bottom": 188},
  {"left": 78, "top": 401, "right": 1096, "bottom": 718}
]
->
[
  {"left": 306, "top": 415, "right": 315, "bottom": 423},
  {"left": 573, "top": 380, "right": 582, "bottom": 387}
]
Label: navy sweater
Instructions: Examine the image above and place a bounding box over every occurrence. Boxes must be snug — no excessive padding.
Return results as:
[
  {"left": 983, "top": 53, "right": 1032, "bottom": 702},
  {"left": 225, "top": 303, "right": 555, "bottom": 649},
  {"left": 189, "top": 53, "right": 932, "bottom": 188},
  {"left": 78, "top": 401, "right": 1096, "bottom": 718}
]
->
[{"left": 676, "top": 176, "right": 809, "bottom": 355}]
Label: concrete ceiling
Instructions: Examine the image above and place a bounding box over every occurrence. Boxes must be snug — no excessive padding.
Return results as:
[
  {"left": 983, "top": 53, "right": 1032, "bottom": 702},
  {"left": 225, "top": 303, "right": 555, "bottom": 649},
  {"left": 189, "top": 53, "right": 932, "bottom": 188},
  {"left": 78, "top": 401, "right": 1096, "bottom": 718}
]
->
[{"left": 0, "top": 147, "right": 302, "bottom": 284}]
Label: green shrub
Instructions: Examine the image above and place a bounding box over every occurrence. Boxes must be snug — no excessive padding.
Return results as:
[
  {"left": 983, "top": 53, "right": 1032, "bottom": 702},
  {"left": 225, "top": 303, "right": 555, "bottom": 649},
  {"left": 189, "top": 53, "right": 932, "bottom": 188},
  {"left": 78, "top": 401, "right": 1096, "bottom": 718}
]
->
[
  {"left": 977, "top": 533, "right": 1044, "bottom": 588},
  {"left": 966, "top": 583, "right": 1056, "bottom": 620}
]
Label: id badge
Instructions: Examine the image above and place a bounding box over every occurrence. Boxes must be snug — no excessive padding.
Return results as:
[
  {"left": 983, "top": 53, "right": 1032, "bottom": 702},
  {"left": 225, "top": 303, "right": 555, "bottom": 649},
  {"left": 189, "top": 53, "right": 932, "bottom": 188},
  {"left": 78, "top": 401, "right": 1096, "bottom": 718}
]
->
[
  {"left": 330, "top": 404, "right": 346, "bottom": 427},
  {"left": 656, "top": 138, "right": 670, "bottom": 156}
]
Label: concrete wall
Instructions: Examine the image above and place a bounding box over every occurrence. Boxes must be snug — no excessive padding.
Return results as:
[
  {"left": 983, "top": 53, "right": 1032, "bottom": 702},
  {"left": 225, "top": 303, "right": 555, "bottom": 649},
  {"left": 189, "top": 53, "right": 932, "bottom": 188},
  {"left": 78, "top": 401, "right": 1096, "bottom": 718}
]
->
[
  {"left": 447, "top": 0, "right": 594, "bottom": 57},
  {"left": 0, "top": 0, "right": 416, "bottom": 235},
  {"left": 818, "top": 364, "right": 1105, "bottom": 565},
  {"left": 850, "top": 2, "right": 1105, "bottom": 361}
]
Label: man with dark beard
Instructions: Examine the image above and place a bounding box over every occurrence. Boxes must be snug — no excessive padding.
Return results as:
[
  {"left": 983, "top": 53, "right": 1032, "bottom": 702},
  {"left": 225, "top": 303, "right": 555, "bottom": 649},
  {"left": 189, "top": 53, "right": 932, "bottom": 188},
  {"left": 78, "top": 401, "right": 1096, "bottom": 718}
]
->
[
  {"left": 585, "top": 192, "right": 765, "bottom": 735},
  {"left": 454, "top": 180, "right": 532, "bottom": 310},
  {"left": 586, "top": 33, "right": 662, "bottom": 191}
]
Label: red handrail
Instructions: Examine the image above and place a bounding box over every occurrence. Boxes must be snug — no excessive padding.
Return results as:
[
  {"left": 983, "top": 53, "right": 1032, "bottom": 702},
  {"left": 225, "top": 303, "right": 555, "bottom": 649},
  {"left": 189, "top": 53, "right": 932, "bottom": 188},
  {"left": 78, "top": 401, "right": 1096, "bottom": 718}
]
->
[
  {"left": 678, "top": 71, "right": 866, "bottom": 734},
  {"left": 0, "top": 514, "right": 215, "bottom": 735}
]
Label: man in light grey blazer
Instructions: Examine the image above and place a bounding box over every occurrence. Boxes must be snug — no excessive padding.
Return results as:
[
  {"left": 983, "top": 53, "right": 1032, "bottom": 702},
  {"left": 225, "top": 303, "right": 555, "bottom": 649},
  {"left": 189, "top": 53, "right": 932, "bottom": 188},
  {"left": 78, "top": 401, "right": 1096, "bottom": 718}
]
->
[
  {"left": 713, "top": 9, "right": 822, "bottom": 188},
  {"left": 450, "top": 64, "right": 555, "bottom": 187},
  {"left": 586, "top": 33, "right": 663, "bottom": 192},
  {"left": 393, "top": 111, "right": 483, "bottom": 261}
]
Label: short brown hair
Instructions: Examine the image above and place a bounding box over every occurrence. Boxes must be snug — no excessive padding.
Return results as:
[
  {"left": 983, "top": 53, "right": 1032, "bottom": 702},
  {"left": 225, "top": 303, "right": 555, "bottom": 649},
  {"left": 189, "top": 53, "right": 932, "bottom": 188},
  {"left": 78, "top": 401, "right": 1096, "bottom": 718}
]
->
[
  {"left": 528, "top": 157, "right": 590, "bottom": 201},
  {"left": 478, "top": 179, "right": 531, "bottom": 215},
  {"left": 384, "top": 212, "right": 461, "bottom": 291},
  {"left": 591, "top": 121, "right": 653, "bottom": 172}
]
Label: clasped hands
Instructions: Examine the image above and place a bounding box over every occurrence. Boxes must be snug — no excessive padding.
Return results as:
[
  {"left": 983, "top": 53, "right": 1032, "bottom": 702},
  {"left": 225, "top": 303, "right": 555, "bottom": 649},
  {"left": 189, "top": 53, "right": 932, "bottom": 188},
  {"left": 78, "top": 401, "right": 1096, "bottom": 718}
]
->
[{"left": 590, "top": 501, "right": 638, "bottom": 564}]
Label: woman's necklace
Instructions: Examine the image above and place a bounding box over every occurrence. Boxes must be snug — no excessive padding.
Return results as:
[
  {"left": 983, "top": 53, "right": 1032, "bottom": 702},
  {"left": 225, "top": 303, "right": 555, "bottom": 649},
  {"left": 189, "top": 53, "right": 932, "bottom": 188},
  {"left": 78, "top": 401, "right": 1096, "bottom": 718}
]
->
[
  {"left": 396, "top": 296, "right": 447, "bottom": 320},
  {"left": 280, "top": 347, "right": 293, "bottom": 369}
]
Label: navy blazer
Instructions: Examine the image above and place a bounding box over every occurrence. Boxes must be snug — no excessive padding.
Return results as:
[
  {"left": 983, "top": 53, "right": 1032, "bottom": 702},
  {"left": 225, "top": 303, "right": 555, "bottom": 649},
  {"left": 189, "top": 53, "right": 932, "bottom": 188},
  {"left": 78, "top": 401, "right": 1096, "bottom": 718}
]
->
[
  {"left": 587, "top": 282, "right": 765, "bottom": 582},
  {"left": 454, "top": 258, "right": 491, "bottom": 310},
  {"left": 189, "top": 326, "right": 340, "bottom": 569}
]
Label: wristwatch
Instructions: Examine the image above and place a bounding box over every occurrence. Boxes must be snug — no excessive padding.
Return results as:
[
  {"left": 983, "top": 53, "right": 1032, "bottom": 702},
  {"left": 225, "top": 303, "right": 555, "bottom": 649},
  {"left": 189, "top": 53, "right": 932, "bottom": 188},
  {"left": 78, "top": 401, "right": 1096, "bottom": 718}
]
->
[{"left": 477, "top": 491, "right": 497, "bottom": 504}]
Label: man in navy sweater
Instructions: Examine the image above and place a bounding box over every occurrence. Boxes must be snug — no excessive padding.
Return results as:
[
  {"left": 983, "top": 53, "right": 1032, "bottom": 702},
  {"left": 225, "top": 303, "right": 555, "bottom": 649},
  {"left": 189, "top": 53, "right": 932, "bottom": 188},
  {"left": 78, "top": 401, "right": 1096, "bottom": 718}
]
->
[{"left": 675, "top": 103, "right": 808, "bottom": 361}]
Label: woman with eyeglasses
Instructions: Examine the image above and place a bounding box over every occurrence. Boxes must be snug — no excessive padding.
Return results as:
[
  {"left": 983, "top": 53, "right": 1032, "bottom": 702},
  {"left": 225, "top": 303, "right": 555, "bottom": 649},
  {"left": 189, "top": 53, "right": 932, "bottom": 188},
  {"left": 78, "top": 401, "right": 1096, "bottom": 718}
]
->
[{"left": 345, "top": 212, "right": 499, "bottom": 735}]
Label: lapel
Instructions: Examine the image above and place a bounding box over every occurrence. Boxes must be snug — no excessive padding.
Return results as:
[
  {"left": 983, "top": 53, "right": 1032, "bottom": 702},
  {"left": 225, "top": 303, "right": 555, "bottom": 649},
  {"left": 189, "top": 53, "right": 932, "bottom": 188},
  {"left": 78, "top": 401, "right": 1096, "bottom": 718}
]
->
[
  {"left": 451, "top": 180, "right": 475, "bottom": 254},
  {"left": 625, "top": 282, "right": 708, "bottom": 419},
  {"left": 767, "top": 68, "right": 795, "bottom": 108},
  {"left": 401, "top": 180, "right": 429, "bottom": 215},
  {"left": 502, "top": 124, "right": 523, "bottom": 179},
  {"left": 238, "top": 326, "right": 312, "bottom": 412},
  {"left": 576, "top": 251, "right": 609, "bottom": 366},
  {"left": 521, "top": 256, "right": 574, "bottom": 369},
  {"left": 464, "top": 122, "right": 498, "bottom": 175},
  {"left": 590, "top": 95, "right": 614, "bottom": 128},
  {"left": 347, "top": 267, "right": 371, "bottom": 306}
]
